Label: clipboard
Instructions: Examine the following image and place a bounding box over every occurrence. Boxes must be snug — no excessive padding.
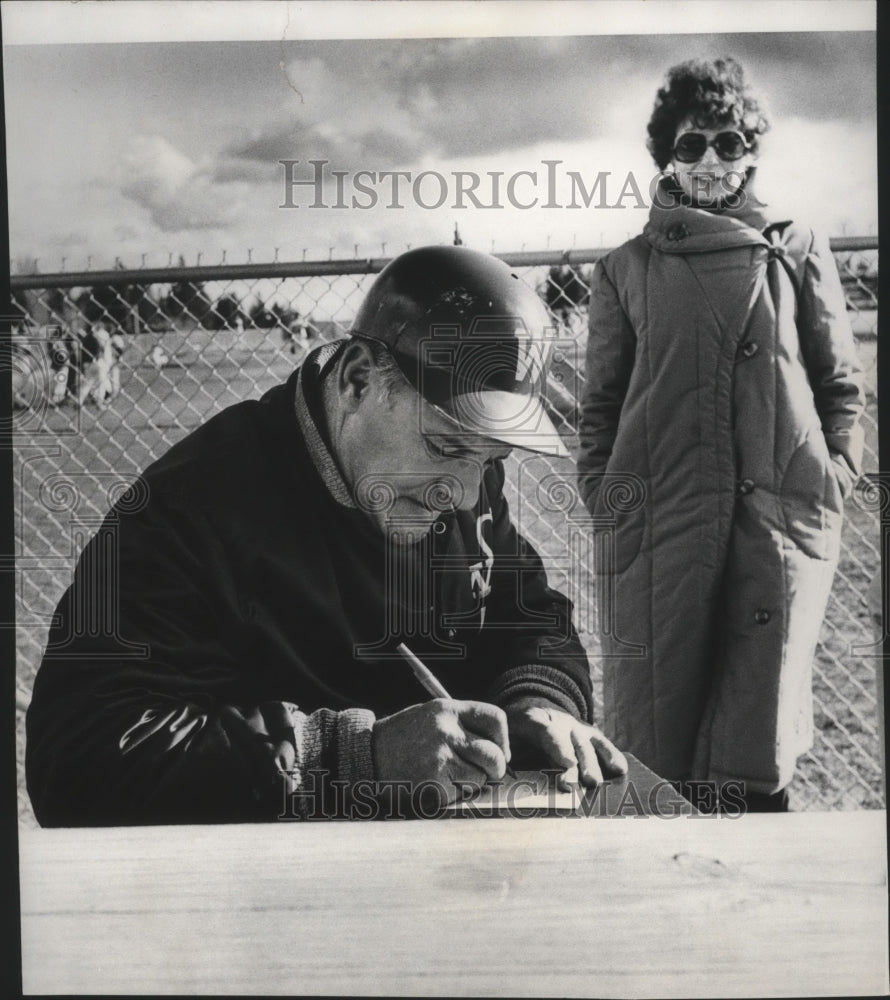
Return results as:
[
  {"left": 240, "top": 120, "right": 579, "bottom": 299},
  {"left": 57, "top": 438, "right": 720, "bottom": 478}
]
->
[{"left": 447, "top": 753, "right": 699, "bottom": 817}]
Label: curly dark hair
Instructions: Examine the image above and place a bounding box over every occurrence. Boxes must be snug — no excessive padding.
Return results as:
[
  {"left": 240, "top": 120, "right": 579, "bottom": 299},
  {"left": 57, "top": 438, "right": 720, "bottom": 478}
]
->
[{"left": 646, "top": 57, "right": 770, "bottom": 169}]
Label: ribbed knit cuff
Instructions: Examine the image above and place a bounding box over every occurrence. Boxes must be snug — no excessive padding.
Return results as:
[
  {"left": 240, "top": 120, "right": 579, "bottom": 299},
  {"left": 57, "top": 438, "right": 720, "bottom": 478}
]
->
[
  {"left": 336, "top": 708, "right": 376, "bottom": 786},
  {"left": 489, "top": 664, "right": 591, "bottom": 723}
]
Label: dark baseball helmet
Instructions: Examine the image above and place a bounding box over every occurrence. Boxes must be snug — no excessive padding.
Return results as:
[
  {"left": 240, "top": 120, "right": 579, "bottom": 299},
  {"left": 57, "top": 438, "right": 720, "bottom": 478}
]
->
[{"left": 351, "top": 245, "right": 566, "bottom": 457}]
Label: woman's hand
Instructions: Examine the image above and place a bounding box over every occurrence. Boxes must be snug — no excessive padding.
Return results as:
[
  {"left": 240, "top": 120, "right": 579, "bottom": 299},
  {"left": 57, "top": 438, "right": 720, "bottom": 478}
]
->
[{"left": 830, "top": 453, "right": 856, "bottom": 500}]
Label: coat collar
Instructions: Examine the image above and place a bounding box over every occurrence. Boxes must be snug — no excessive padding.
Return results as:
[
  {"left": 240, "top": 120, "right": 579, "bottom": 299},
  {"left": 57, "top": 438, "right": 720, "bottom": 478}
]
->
[
  {"left": 293, "top": 341, "right": 357, "bottom": 509},
  {"left": 644, "top": 170, "right": 790, "bottom": 254}
]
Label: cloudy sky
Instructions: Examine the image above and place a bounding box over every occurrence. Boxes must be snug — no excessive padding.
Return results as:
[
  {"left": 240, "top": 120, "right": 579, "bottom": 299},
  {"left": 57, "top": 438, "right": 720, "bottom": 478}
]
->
[{"left": 2, "top": 4, "right": 877, "bottom": 272}]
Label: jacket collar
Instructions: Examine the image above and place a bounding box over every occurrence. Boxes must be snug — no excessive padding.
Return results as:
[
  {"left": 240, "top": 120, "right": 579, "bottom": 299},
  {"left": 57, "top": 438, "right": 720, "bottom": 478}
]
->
[
  {"left": 293, "top": 342, "right": 357, "bottom": 509},
  {"left": 645, "top": 169, "right": 789, "bottom": 254}
]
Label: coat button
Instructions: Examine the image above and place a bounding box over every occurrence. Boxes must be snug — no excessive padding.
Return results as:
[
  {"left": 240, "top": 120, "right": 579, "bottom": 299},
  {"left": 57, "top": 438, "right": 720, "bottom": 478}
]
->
[
  {"left": 738, "top": 341, "right": 759, "bottom": 358},
  {"left": 754, "top": 609, "right": 771, "bottom": 625},
  {"left": 667, "top": 223, "right": 690, "bottom": 242},
  {"left": 736, "top": 478, "right": 755, "bottom": 496}
]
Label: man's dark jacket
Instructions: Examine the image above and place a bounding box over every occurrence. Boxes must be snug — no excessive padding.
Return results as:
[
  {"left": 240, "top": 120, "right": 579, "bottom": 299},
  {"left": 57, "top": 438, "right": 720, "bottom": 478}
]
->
[{"left": 27, "top": 347, "right": 592, "bottom": 825}]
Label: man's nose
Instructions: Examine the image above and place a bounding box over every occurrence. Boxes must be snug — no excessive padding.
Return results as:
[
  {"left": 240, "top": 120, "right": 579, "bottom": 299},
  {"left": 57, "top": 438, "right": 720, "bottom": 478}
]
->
[{"left": 435, "top": 460, "right": 485, "bottom": 511}]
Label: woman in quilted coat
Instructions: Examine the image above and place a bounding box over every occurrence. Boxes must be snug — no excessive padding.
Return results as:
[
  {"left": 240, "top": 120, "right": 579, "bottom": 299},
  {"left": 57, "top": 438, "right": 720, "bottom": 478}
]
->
[{"left": 578, "top": 58, "right": 865, "bottom": 811}]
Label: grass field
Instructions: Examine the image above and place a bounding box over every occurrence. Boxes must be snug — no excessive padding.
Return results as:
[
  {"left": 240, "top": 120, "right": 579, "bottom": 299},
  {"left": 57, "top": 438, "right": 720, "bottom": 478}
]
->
[{"left": 13, "top": 327, "right": 884, "bottom": 824}]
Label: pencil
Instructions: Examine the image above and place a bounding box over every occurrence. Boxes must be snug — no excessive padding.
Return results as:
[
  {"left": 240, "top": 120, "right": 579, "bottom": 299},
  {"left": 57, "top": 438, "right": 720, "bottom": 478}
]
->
[{"left": 396, "top": 642, "right": 518, "bottom": 780}]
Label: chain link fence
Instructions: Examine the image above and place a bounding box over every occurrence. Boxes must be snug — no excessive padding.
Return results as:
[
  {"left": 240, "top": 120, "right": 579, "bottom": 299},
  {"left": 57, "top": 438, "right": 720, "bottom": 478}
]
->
[{"left": 9, "top": 240, "right": 882, "bottom": 822}]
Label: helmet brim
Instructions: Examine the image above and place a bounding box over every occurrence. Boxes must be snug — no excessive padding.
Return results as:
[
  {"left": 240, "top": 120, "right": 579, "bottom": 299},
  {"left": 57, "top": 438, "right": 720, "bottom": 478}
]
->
[{"left": 432, "top": 389, "right": 570, "bottom": 458}]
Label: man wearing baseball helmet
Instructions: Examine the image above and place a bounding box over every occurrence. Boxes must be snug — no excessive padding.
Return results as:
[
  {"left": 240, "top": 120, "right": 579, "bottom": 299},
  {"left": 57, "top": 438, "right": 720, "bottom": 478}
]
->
[{"left": 27, "top": 245, "right": 626, "bottom": 825}]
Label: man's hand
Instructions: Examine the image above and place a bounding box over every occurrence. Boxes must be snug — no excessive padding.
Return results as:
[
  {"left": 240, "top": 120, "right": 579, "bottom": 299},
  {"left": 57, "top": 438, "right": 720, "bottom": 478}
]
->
[
  {"left": 372, "top": 699, "right": 511, "bottom": 803},
  {"left": 504, "top": 696, "right": 627, "bottom": 792}
]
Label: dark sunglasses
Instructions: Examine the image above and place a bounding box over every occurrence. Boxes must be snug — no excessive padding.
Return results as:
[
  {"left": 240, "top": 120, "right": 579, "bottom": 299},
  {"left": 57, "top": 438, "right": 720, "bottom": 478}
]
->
[{"left": 672, "top": 130, "right": 751, "bottom": 163}]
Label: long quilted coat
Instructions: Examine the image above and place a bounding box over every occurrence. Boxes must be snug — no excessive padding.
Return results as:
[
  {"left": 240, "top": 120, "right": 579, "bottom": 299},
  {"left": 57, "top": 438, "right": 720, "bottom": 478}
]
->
[{"left": 578, "top": 180, "right": 864, "bottom": 794}]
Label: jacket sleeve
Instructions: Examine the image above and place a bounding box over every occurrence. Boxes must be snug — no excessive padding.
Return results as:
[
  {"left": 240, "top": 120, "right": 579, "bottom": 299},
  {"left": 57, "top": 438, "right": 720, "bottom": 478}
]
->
[
  {"left": 476, "top": 462, "right": 594, "bottom": 724},
  {"left": 25, "top": 496, "right": 375, "bottom": 826},
  {"left": 577, "top": 258, "right": 638, "bottom": 510},
  {"left": 797, "top": 229, "right": 866, "bottom": 476}
]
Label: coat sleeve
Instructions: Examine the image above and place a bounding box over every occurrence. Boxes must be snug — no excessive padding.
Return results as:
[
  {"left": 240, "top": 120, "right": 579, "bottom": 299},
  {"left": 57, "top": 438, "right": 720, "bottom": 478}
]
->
[
  {"left": 577, "top": 258, "right": 638, "bottom": 510},
  {"left": 477, "top": 462, "right": 594, "bottom": 724},
  {"left": 797, "top": 229, "right": 866, "bottom": 477},
  {"left": 25, "top": 496, "right": 375, "bottom": 826}
]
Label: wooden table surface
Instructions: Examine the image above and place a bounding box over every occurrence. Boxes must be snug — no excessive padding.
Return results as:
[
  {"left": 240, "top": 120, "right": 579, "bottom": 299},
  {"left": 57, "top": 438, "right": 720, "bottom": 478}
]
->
[{"left": 19, "top": 810, "right": 888, "bottom": 997}]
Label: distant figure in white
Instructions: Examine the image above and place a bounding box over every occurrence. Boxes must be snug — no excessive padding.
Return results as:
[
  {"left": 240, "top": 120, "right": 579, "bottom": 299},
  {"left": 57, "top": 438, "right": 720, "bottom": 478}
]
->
[
  {"left": 149, "top": 343, "right": 170, "bottom": 369},
  {"left": 109, "top": 331, "right": 126, "bottom": 398},
  {"left": 78, "top": 324, "right": 118, "bottom": 409}
]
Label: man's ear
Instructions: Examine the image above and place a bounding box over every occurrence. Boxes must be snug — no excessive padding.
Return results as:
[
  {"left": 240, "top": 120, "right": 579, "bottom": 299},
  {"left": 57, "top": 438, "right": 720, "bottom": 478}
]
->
[{"left": 336, "top": 340, "right": 374, "bottom": 409}]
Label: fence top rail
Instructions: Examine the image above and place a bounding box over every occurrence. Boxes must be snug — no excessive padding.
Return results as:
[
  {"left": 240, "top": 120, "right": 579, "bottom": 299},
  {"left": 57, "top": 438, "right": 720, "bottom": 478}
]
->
[{"left": 9, "top": 237, "right": 878, "bottom": 291}]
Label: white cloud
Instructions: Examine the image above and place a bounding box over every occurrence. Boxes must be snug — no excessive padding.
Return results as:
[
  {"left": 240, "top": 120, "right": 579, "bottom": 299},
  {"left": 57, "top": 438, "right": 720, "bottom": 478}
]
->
[
  {"left": 118, "top": 134, "right": 247, "bottom": 232},
  {"left": 754, "top": 118, "right": 877, "bottom": 235},
  {"left": 4, "top": 36, "right": 876, "bottom": 270}
]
